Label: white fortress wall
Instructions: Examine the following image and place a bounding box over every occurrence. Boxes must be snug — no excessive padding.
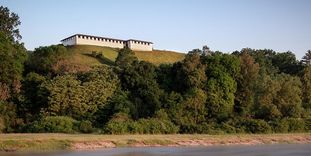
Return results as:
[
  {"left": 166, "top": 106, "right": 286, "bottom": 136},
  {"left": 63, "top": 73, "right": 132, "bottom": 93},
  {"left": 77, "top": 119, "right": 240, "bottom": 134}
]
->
[
  {"left": 62, "top": 36, "right": 76, "bottom": 46},
  {"left": 61, "top": 34, "right": 153, "bottom": 51},
  {"left": 127, "top": 40, "right": 153, "bottom": 51},
  {"left": 76, "top": 35, "right": 125, "bottom": 49}
]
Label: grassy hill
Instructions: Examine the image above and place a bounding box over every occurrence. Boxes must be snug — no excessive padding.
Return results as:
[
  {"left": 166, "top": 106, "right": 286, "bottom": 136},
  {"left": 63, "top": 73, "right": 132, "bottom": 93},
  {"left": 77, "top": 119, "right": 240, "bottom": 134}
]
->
[{"left": 66, "top": 45, "right": 185, "bottom": 66}]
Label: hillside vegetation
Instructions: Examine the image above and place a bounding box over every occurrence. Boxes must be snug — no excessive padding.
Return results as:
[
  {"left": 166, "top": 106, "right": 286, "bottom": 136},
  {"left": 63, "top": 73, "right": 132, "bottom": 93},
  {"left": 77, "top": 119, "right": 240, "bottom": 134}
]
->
[
  {"left": 66, "top": 45, "right": 185, "bottom": 66},
  {"left": 3, "top": 6, "right": 311, "bottom": 136}
]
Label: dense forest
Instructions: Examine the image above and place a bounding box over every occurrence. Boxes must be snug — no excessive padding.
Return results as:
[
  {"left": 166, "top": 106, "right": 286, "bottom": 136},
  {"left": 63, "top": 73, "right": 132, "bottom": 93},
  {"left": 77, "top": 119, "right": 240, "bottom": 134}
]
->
[{"left": 1, "top": 6, "right": 311, "bottom": 134}]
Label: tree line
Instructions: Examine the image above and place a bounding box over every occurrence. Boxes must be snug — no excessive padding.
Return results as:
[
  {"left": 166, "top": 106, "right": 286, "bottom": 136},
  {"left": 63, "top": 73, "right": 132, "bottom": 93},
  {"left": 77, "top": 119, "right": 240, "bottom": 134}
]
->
[{"left": 1, "top": 6, "right": 311, "bottom": 134}]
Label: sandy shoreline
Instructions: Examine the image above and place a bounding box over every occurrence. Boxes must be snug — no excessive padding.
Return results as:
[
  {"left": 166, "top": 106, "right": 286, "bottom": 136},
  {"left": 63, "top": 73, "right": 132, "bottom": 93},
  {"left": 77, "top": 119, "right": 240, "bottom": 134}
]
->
[{"left": 0, "top": 133, "right": 311, "bottom": 152}]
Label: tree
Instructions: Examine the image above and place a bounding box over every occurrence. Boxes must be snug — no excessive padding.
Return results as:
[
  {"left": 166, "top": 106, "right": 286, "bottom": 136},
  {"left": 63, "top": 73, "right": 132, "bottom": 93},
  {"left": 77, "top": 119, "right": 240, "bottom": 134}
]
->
[
  {"left": 254, "top": 74, "right": 302, "bottom": 119},
  {"left": 274, "top": 74, "right": 302, "bottom": 118},
  {"left": 115, "top": 47, "right": 138, "bottom": 68},
  {"left": 271, "top": 51, "right": 302, "bottom": 75},
  {"left": 173, "top": 50, "right": 207, "bottom": 92},
  {"left": 202, "top": 53, "right": 240, "bottom": 121},
  {"left": 245, "top": 48, "right": 278, "bottom": 75},
  {"left": 234, "top": 51, "right": 259, "bottom": 116},
  {"left": 301, "top": 66, "right": 311, "bottom": 109},
  {"left": 19, "top": 72, "right": 47, "bottom": 122},
  {"left": 179, "top": 88, "right": 207, "bottom": 132},
  {"left": 254, "top": 74, "right": 282, "bottom": 120},
  {"left": 26, "top": 45, "right": 69, "bottom": 75},
  {"left": 119, "top": 61, "right": 163, "bottom": 119},
  {"left": 302, "top": 50, "right": 311, "bottom": 66},
  {"left": 0, "top": 6, "right": 21, "bottom": 40},
  {"left": 40, "top": 67, "right": 119, "bottom": 120},
  {"left": 0, "top": 32, "right": 27, "bottom": 98}
]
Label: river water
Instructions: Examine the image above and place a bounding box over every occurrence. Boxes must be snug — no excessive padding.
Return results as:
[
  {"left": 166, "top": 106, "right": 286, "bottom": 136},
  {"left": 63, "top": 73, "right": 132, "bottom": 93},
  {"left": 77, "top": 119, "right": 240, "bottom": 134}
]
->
[{"left": 1, "top": 144, "right": 311, "bottom": 156}]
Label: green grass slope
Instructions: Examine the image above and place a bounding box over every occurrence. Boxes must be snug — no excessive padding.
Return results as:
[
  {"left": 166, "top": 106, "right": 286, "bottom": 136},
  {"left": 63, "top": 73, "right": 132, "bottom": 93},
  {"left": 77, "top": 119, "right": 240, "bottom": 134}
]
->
[
  {"left": 66, "top": 45, "right": 185, "bottom": 66},
  {"left": 134, "top": 50, "right": 185, "bottom": 65}
]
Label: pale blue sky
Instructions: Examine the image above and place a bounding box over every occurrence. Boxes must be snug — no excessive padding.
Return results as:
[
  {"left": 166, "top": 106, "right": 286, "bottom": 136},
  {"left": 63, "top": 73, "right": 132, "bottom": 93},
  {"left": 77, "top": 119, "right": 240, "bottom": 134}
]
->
[{"left": 1, "top": 0, "right": 311, "bottom": 59}]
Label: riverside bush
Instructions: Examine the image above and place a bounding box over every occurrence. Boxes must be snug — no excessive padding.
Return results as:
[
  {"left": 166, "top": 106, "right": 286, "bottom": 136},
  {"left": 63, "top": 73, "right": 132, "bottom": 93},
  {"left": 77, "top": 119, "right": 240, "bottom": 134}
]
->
[
  {"left": 241, "top": 119, "right": 271, "bottom": 133},
  {"left": 0, "top": 117, "right": 5, "bottom": 133},
  {"left": 269, "top": 119, "right": 289, "bottom": 133},
  {"left": 27, "top": 116, "right": 78, "bottom": 133},
  {"left": 305, "top": 118, "right": 311, "bottom": 131},
  {"left": 105, "top": 118, "right": 179, "bottom": 134},
  {"left": 79, "top": 120, "right": 93, "bottom": 133},
  {"left": 287, "top": 118, "right": 305, "bottom": 132}
]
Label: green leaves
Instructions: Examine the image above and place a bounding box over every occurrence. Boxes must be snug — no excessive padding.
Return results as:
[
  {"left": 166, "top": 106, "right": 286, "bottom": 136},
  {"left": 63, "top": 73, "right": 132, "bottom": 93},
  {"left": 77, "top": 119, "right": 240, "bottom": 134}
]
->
[
  {"left": 41, "top": 66, "right": 118, "bottom": 120},
  {"left": 0, "top": 6, "right": 21, "bottom": 41}
]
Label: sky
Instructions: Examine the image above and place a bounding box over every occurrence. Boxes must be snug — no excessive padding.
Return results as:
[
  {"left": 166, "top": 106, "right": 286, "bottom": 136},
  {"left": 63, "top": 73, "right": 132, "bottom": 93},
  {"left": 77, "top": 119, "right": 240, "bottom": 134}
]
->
[{"left": 1, "top": 0, "right": 311, "bottom": 59}]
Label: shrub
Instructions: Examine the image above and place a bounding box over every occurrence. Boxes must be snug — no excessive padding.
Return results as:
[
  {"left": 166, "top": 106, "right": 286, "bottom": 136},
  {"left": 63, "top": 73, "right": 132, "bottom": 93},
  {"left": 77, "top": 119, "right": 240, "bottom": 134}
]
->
[
  {"left": 104, "top": 115, "right": 179, "bottom": 134},
  {"left": 287, "top": 118, "right": 305, "bottom": 132},
  {"left": 105, "top": 120, "right": 130, "bottom": 134},
  {"left": 305, "top": 118, "right": 311, "bottom": 131},
  {"left": 269, "top": 119, "right": 289, "bottom": 133},
  {"left": 241, "top": 119, "right": 271, "bottom": 134},
  {"left": 0, "top": 117, "right": 5, "bottom": 133},
  {"left": 28, "top": 116, "right": 78, "bottom": 133},
  {"left": 136, "top": 118, "right": 178, "bottom": 134},
  {"left": 79, "top": 120, "right": 93, "bottom": 133},
  {"left": 219, "top": 122, "right": 237, "bottom": 134}
]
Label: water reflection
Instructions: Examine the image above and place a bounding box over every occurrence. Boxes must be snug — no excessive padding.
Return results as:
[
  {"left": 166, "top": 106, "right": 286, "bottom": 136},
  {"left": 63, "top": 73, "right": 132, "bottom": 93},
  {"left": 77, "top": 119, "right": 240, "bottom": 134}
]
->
[{"left": 1, "top": 144, "right": 311, "bottom": 156}]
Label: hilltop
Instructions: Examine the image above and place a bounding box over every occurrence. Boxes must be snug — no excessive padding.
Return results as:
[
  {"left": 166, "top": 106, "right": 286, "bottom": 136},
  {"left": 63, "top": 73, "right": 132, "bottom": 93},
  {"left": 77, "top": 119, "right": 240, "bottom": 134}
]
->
[{"left": 66, "top": 45, "right": 185, "bottom": 66}]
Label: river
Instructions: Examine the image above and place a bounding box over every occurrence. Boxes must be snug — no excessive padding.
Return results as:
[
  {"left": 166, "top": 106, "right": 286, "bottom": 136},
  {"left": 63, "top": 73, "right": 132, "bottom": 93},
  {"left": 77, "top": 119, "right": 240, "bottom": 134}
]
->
[{"left": 1, "top": 144, "right": 311, "bottom": 156}]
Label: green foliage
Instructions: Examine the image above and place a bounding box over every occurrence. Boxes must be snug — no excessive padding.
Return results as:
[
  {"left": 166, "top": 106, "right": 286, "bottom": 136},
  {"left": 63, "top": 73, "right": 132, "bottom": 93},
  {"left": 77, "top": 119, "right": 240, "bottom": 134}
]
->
[
  {"left": 115, "top": 47, "right": 138, "bottom": 68},
  {"left": 302, "top": 50, "right": 311, "bottom": 66},
  {"left": 301, "top": 66, "right": 311, "bottom": 109},
  {"left": 240, "top": 119, "right": 272, "bottom": 134},
  {"left": 176, "top": 51, "right": 207, "bottom": 91},
  {"left": 0, "top": 101, "right": 19, "bottom": 133},
  {"left": 27, "top": 116, "right": 78, "bottom": 133},
  {"left": 0, "top": 32, "right": 27, "bottom": 98},
  {"left": 19, "top": 72, "right": 47, "bottom": 121},
  {"left": 274, "top": 74, "right": 302, "bottom": 117},
  {"left": 118, "top": 60, "right": 163, "bottom": 119},
  {"left": 271, "top": 51, "right": 302, "bottom": 75},
  {"left": 94, "top": 89, "right": 134, "bottom": 127},
  {"left": 0, "top": 117, "right": 5, "bottom": 133},
  {"left": 178, "top": 88, "right": 207, "bottom": 132},
  {"left": 40, "top": 66, "right": 118, "bottom": 120},
  {"left": 79, "top": 120, "right": 93, "bottom": 133},
  {"left": 305, "top": 117, "right": 311, "bottom": 131},
  {"left": 203, "top": 53, "right": 240, "bottom": 121},
  {"left": 104, "top": 113, "right": 132, "bottom": 134},
  {"left": 254, "top": 73, "right": 302, "bottom": 119},
  {"left": 0, "top": 6, "right": 21, "bottom": 40},
  {"left": 286, "top": 118, "right": 305, "bottom": 132},
  {"left": 26, "top": 45, "right": 69, "bottom": 75},
  {"left": 104, "top": 112, "right": 178, "bottom": 134},
  {"left": 234, "top": 51, "right": 259, "bottom": 116},
  {"left": 269, "top": 119, "right": 289, "bottom": 133},
  {"left": 1, "top": 12, "right": 311, "bottom": 135}
]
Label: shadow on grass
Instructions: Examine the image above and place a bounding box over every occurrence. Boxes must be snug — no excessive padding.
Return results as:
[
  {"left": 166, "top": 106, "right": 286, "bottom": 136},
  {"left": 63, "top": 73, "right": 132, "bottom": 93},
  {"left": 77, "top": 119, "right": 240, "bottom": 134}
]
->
[{"left": 82, "top": 53, "right": 115, "bottom": 66}]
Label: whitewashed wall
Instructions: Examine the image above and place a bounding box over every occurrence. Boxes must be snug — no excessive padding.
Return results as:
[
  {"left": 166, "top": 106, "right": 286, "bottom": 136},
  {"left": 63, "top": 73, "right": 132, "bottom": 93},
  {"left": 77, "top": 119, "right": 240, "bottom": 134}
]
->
[
  {"left": 76, "top": 36, "right": 125, "bottom": 49},
  {"left": 62, "top": 36, "right": 76, "bottom": 46},
  {"left": 127, "top": 40, "right": 153, "bottom": 51},
  {"left": 61, "top": 35, "right": 153, "bottom": 51}
]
